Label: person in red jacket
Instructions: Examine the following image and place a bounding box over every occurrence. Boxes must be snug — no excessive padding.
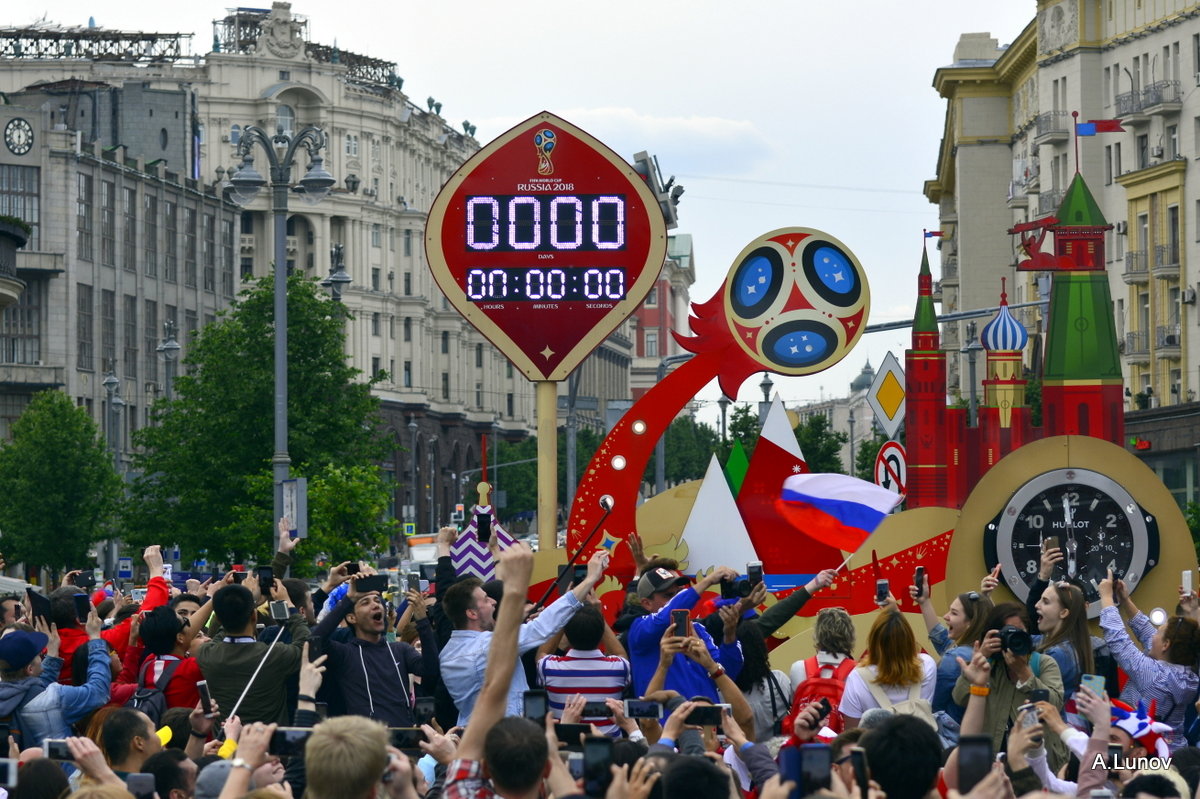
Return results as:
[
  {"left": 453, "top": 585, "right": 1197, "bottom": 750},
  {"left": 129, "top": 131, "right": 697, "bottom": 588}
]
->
[
  {"left": 135, "top": 584, "right": 218, "bottom": 710},
  {"left": 55, "top": 545, "right": 170, "bottom": 684}
]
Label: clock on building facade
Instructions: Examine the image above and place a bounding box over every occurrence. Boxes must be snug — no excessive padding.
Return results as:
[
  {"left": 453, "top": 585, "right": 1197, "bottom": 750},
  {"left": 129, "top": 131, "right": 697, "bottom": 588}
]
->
[
  {"left": 983, "top": 467, "right": 1159, "bottom": 616},
  {"left": 4, "top": 118, "right": 33, "bottom": 156}
]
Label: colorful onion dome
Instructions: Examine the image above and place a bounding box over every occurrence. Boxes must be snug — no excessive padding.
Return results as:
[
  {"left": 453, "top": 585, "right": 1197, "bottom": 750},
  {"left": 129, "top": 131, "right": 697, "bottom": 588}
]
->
[{"left": 980, "top": 279, "right": 1028, "bottom": 352}]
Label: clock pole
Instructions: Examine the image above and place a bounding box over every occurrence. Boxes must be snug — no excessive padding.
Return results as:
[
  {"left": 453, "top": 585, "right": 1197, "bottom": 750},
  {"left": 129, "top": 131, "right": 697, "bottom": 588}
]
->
[{"left": 536, "top": 381, "right": 558, "bottom": 551}]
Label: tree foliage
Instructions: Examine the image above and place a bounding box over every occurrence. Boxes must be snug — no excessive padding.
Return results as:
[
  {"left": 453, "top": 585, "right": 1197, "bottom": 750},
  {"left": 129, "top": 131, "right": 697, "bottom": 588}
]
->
[
  {"left": 854, "top": 430, "right": 890, "bottom": 481},
  {"left": 726, "top": 404, "right": 761, "bottom": 460},
  {"left": 793, "top": 413, "right": 849, "bottom": 474},
  {"left": 0, "top": 390, "right": 122, "bottom": 569},
  {"left": 642, "top": 416, "right": 720, "bottom": 487},
  {"left": 123, "top": 274, "right": 392, "bottom": 564}
]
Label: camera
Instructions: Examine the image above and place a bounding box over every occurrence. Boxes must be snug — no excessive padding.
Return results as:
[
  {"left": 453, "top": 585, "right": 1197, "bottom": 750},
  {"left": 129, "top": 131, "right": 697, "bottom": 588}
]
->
[
  {"left": 997, "top": 624, "right": 1033, "bottom": 656},
  {"left": 720, "top": 577, "right": 752, "bottom": 599}
]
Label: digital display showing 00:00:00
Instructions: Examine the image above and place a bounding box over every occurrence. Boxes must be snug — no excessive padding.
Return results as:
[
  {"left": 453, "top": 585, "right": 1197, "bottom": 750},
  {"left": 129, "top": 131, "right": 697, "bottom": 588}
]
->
[
  {"left": 465, "top": 267, "right": 626, "bottom": 302},
  {"left": 466, "top": 194, "right": 626, "bottom": 252}
]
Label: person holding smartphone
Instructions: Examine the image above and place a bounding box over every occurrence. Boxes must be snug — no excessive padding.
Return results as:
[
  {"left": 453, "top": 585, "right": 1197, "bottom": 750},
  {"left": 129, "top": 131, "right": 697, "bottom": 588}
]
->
[{"left": 1097, "top": 569, "right": 1200, "bottom": 751}]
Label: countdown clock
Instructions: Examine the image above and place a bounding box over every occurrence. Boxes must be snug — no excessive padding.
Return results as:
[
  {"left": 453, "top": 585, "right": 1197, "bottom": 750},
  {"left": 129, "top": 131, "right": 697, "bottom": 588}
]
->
[
  {"left": 4, "top": 118, "right": 32, "bottom": 156},
  {"left": 425, "top": 112, "right": 667, "bottom": 381}
]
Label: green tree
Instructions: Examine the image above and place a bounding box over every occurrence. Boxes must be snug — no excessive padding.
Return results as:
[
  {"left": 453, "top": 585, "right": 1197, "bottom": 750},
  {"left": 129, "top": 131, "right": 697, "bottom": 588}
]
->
[
  {"left": 726, "top": 404, "right": 761, "bottom": 460},
  {"left": 854, "top": 430, "right": 889, "bottom": 481},
  {"left": 123, "top": 274, "right": 391, "bottom": 564},
  {"left": 642, "top": 416, "right": 720, "bottom": 486},
  {"left": 0, "top": 390, "right": 122, "bottom": 570},
  {"left": 793, "top": 413, "right": 848, "bottom": 474}
]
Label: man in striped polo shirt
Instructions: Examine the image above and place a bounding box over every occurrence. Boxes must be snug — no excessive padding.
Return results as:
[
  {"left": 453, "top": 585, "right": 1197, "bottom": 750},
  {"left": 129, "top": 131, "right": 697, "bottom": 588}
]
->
[{"left": 537, "top": 605, "right": 630, "bottom": 736}]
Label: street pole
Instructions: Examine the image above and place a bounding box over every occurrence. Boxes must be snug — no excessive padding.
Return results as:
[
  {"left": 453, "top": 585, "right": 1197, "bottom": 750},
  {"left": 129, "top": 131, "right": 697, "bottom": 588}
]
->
[
  {"left": 156, "top": 320, "right": 180, "bottom": 401},
  {"left": 228, "top": 124, "right": 334, "bottom": 544},
  {"left": 718, "top": 394, "right": 730, "bottom": 445},
  {"left": 962, "top": 321, "right": 981, "bottom": 427},
  {"left": 759, "top": 373, "right": 774, "bottom": 422}
]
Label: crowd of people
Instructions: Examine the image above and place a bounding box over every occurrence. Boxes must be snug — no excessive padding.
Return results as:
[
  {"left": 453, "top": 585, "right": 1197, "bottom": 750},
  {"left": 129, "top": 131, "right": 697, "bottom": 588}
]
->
[{"left": 5, "top": 523, "right": 1200, "bottom": 799}]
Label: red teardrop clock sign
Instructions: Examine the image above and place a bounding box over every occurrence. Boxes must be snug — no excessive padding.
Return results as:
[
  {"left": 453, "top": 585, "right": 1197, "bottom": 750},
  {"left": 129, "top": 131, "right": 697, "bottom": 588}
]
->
[{"left": 425, "top": 112, "right": 668, "bottom": 381}]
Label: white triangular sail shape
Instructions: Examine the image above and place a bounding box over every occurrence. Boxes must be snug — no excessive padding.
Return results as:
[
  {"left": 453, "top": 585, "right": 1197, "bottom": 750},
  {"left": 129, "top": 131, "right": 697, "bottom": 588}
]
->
[{"left": 681, "top": 455, "right": 759, "bottom": 574}]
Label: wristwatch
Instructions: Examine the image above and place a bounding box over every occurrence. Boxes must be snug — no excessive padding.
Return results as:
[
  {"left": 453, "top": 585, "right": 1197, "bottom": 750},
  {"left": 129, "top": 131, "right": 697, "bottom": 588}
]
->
[
  {"left": 230, "top": 758, "right": 254, "bottom": 772},
  {"left": 707, "top": 665, "right": 726, "bottom": 680}
]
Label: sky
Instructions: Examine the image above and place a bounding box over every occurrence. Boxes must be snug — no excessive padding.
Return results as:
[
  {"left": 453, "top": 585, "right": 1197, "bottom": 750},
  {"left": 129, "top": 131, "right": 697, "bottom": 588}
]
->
[{"left": 19, "top": 1, "right": 1036, "bottom": 430}]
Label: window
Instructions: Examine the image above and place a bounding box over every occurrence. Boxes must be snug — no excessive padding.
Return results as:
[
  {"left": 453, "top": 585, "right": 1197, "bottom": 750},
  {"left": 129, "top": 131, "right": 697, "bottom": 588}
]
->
[
  {"left": 184, "top": 207, "right": 197, "bottom": 287},
  {"left": 372, "top": 357, "right": 381, "bottom": 378},
  {"left": 144, "top": 300, "right": 158, "bottom": 382},
  {"left": 644, "top": 330, "right": 659, "bottom": 358},
  {"left": 231, "top": 124, "right": 241, "bottom": 146},
  {"left": 1105, "top": 145, "right": 1113, "bottom": 184},
  {"left": 123, "top": 294, "right": 138, "bottom": 379},
  {"left": 77, "top": 174, "right": 94, "bottom": 261},
  {"left": 184, "top": 309, "right": 198, "bottom": 341},
  {"left": 506, "top": 392, "right": 514, "bottom": 418},
  {"left": 506, "top": 362, "right": 513, "bottom": 378},
  {"left": 221, "top": 220, "right": 235, "bottom": 296},
  {"left": 389, "top": 227, "right": 395, "bottom": 251},
  {"left": 0, "top": 165, "right": 40, "bottom": 250},
  {"left": 403, "top": 317, "right": 412, "bottom": 341},
  {"left": 1104, "top": 67, "right": 1111, "bottom": 107},
  {"left": 404, "top": 229, "right": 412, "bottom": 256},
  {"left": 240, "top": 212, "right": 254, "bottom": 235},
  {"left": 0, "top": 279, "right": 41, "bottom": 365},
  {"left": 164, "top": 201, "right": 178, "bottom": 282},
  {"left": 1167, "top": 125, "right": 1179, "bottom": 160},
  {"left": 143, "top": 194, "right": 158, "bottom": 276},
  {"left": 403, "top": 272, "right": 412, "bottom": 296},
  {"left": 344, "top": 134, "right": 359, "bottom": 157},
  {"left": 372, "top": 312, "right": 381, "bottom": 336},
  {"left": 476, "top": 343, "right": 483, "bottom": 367},
  {"left": 1136, "top": 134, "right": 1149, "bottom": 169},
  {"left": 1114, "top": 142, "right": 1122, "bottom": 176},
  {"left": 122, "top": 187, "right": 137, "bottom": 271},
  {"left": 441, "top": 372, "right": 450, "bottom": 400},
  {"left": 645, "top": 286, "right": 658, "bottom": 307},
  {"left": 101, "top": 289, "right": 116, "bottom": 371},
  {"left": 241, "top": 257, "right": 254, "bottom": 280},
  {"left": 371, "top": 268, "right": 381, "bottom": 290},
  {"left": 277, "top": 104, "right": 295, "bottom": 138},
  {"left": 388, "top": 315, "right": 395, "bottom": 339},
  {"left": 1168, "top": 205, "right": 1180, "bottom": 264},
  {"left": 372, "top": 224, "right": 381, "bottom": 248},
  {"left": 77, "top": 284, "right": 94, "bottom": 370},
  {"left": 202, "top": 213, "right": 216, "bottom": 291},
  {"left": 100, "top": 181, "right": 115, "bottom": 266},
  {"left": 441, "top": 331, "right": 449, "bottom": 354},
  {"left": 403, "top": 360, "right": 412, "bottom": 387},
  {"left": 475, "top": 382, "right": 482, "bottom": 408}
]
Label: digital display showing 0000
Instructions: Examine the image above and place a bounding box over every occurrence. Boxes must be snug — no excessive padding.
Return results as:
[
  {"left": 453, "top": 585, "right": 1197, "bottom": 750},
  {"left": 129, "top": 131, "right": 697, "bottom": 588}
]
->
[{"left": 466, "top": 194, "right": 626, "bottom": 252}]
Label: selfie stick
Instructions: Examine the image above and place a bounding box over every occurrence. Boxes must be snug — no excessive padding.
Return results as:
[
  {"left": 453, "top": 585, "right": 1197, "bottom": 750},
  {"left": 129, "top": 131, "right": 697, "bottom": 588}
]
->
[
  {"left": 225, "top": 624, "right": 288, "bottom": 721},
  {"left": 528, "top": 495, "right": 614, "bottom": 615}
]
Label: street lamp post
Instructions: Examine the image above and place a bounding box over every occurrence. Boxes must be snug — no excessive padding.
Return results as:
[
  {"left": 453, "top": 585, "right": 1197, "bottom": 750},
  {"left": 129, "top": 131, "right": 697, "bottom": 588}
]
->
[
  {"left": 101, "top": 368, "right": 125, "bottom": 578},
  {"left": 961, "top": 321, "right": 982, "bottom": 427},
  {"left": 228, "top": 123, "right": 335, "bottom": 536},
  {"left": 848, "top": 409, "right": 856, "bottom": 475},
  {"left": 428, "top": 436, "right": 439, "bottom": 534},
  {"left": 156, "top": 320, "right": 181, "bottom": 401},
  {"left": 322, "top": 243, "right": 352, "bottom": 302},
  {"left": 717, "top": 394, "right": 730, "bottom": 444},
  {"left": 759, "top": 373, "right": 774, "bottom": 422}
]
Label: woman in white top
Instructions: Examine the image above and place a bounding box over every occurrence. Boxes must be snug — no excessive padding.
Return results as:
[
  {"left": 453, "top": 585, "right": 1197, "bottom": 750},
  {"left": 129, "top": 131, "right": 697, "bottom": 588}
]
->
[{"left": 839, "top": 608, "right": 936, "bottom": 729}]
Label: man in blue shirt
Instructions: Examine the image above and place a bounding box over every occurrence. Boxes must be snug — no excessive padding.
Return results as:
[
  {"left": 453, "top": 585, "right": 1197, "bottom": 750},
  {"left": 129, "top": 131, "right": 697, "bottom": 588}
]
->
[{"left": 628, "top": 565, "right": 745, "bottom": 700}]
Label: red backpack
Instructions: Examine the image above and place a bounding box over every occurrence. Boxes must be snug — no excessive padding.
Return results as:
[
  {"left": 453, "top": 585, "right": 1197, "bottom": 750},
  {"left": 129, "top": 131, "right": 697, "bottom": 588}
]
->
[{"left": 782, "top": 656, "right": 856, "bottom": 737}]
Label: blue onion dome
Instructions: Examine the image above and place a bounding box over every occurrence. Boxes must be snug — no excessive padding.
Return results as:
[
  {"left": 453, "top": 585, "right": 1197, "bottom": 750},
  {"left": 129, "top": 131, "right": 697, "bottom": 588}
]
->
[{"left": 980, "top": 279, "right": 1028, "bottom": 352}]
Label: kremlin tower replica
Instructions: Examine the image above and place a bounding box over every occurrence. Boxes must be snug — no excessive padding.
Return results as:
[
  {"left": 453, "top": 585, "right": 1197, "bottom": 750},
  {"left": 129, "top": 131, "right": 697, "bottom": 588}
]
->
[{"left": 905, "top": 171, "right": 1125, "bottom": 509}]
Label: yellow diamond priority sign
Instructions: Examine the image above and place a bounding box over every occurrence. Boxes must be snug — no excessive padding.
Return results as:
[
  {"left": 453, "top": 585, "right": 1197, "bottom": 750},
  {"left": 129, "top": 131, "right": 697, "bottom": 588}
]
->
[{"left": 867, "top": 351, "right": 906, "bottom": 439}]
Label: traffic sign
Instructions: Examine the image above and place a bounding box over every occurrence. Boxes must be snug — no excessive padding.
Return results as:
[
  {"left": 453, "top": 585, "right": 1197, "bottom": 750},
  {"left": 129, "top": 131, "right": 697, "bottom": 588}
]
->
[
  {"left": 117, "top": 558, "right": 132, "bottom": 580},
  {"left": 867, "top": 351, "right": 906, "bottom": 439},
  {"left": 403, "top": 522, "right": 416, "bottom": 536},
  {"left": 425, "top": 111, "right": 667, "bottom": 381},
  {"left": 874, "top": 440, "right": 906, "bottom": 495}
]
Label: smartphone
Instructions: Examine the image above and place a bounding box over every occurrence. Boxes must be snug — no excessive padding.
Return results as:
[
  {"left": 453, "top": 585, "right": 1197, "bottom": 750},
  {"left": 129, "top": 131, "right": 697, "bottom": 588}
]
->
[
  {"left": 388, "top": 727, "right": 428, "bottom": 750},
  {"left": 583, "top": 736, "right": 614, "bottom": 797},
  {"left": 268, "top": 727, "right": 312, "bottom": 757},
  {"left": 800, "top": 743, "right": 832, "bottom": 795},
  {"left": 684, "top": 703, "right": 728, "bottom": 726},
  {"left": 1029, "top": 689, "right": 1050, "bottom": 704},
  {"left": 571, "top": 564, "right": 589, "bottom": 587},
  {"left": 1017, "top": 702, "right": 1043, "bottom": 744},
  {"left": 1090, "top": 791, "right": 1115, "bottom": 799},
  {"left": 565, "top": 751, "right": 584, "bottom": 780},
  {"left": 73, "top": 571, "right": 97, "bottom": 590},
  {"left": 875, "top": 578, "right": 889, "bottom": 604},
  {"left": 162, "top": 564, "right": 173, "bottom": 582},
  {"left": 815, "top": 697, "right": 832, "bottom": 722},
  {"left": 131, "top": 588, "right": 147, "bottom": 602},
  {"left": 1044, "top": 536, "right": 1060, "bottom": 553},
  {"left": 523, "top": 689, "right": 548, "bottom": 722},
  {"left": 407, "top": 572, "right": 422, "bottom": 593},
  {"left": 356, "top": 574, "right": 389, "bottom": 595},
  {"left": 197, "top": 680, "right": 214, "bottom": 717},
  {"left": 269, "top": 600, "right": 290, "bottom": 621},
  {"left": 73, "top": 593, "right": 91, "bottom": 624},
  {"left": 913, "top": 566, "right": 926, "bottom": 599},
  {"left": 308, "top": 634, "right": 324, "bottom": 663},
  {"left": 672, "top": 609, "right": 689, "bottom": 637},
  {"left": 747, "top": 561, "right": 763, "bottom": 586},
  {"left": 231, "top": 571, "right": 247, "bottom": 584},
  {"left": 623, "top": 699, "right": 663, "bottom": 718},
  {"left": 581, "top": 701, "right": 614, "bottom": 718},
  {"left": 1107, "top": 744, "right": 1124, "bottom": 768},
  {"left": 414, "top": 695, "right": 436, "bottom": 726},
  {"left": 256, "top": 566, "right": 274, "bottom": 589},
  {"left": 125, "top": 774, "right": 156, "bottom": 799},
  {"left": 475, "top": 512, "right": 492, "bottom": 543},
  {"left": 0, "top": 758, "right": 15, "bottom": 788},
  {"left": 1184, "top": 570, "right": 1194, "bottom": 595},
  {"left": 957, "top": 735, "right": 993, "bottom": 793},
  {"left": 780, "top": 747, "right": 802, "bottom": 799},
  {"left": 849, "top": 747, "right": 870, "bottom": 799},
  {"left": 345, "top": 562, "right": 361, "bottom": 576},
  {"left": 1081, "top": 673, "right": 1107, "bottom": 697},
  {"left": 555, "top": 723, "right": 591, "bottom": 748},
  {"left": 44, "top": 739, "right": 71, "bottom": 760},
  {"left": 419, "top": 563, "right": 437, "bottom": 581},
  {"left": 25, "top": 589, "right": 50, "bottom": 624}
]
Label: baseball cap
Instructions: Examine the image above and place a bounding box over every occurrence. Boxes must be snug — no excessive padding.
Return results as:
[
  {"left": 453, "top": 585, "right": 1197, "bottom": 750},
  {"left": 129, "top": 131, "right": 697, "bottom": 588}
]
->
[
  {"left": 636, "top": 567, "right": 692, "bottom": 600},
  {"left": 0, "top": 630, "right": 48, "bottom": 671},
  {"left": 196, "top": 760, "right": 237, "bottom": 799}
]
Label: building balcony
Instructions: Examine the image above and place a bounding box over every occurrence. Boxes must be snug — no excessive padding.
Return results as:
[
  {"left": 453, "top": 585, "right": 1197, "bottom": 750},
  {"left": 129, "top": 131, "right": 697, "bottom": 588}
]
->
[
  {"left": 1152, "top": 244, "right": 1180, "bottom": 279},
  {"left": 239, "top": 235, "right": 255, "bottom": 253},
  {"left": 1142, "top": 80, "right": 1182, "bottom": 115},
  {"left": 931, "top": 280, "right": 942, "bottom": 302},
  {"left": 0, "top": 363, "right": 65, "bottom": 388},
  {"left": 1007, "top": 180, "right": 1029, "bottom": 208},
  {"left": 1122, "top": 250, "right": 1149, "bottom": 284},
  {"left": 1026, "top": 158, "right": 1040, "bottom": 191},
  {"left": 286, "top": 236, "right": 299, "bottom": 255},
  {"left": 940, "top": 257, "right": 958, "bottom": 287},
  {"left": 1037, "top": 190, "right": 1064, "bottom": 217},
  {"left": 1156, "top": 323, "right": 1182, "bottom": 356},
  {"left": 1034, "top": 111, "right": 1071, "bottom": 145},
  {"left": 1115, "top": 91, "right": 1149, "bottom": 123},
  {"left": 1122, "top": 330, "right": 1150, "bottom": 365}
]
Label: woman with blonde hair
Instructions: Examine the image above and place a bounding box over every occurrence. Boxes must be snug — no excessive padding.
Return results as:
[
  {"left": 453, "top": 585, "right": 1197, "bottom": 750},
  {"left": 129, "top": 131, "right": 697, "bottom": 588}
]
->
[
  {"left": 783, "top": 606, "right": 857, "bottom": 735},
  {"left": 839, "top": 608, "right": 936, "bottom": 730}
]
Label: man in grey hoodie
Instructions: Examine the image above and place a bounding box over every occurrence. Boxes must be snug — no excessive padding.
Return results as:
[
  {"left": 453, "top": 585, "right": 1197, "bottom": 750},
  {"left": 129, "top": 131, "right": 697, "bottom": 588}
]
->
[{"left": 0, "top": 612, "right": 111, "bottom": 748}]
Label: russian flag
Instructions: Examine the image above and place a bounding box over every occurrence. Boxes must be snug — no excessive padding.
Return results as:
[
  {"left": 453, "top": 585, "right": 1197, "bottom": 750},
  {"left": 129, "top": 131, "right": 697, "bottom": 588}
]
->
[{"left": 775, "top": 473, "right": 904, "bottom": 553}]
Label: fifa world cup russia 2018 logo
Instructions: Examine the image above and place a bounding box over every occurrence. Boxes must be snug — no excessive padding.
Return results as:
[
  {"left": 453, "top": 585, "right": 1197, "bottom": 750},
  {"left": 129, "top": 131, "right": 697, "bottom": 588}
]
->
[{"left": 534, "top": 129, "right": 556, "bottom": 175}]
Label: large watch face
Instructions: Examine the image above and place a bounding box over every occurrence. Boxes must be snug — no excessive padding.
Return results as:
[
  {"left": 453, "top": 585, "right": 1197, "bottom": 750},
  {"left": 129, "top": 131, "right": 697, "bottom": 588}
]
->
[
  {"left": 985, "top": 468, "right": 1159, "bottom": 617},
  {"left": 4, "top": 118, "right": 32, "bottom": 156}
]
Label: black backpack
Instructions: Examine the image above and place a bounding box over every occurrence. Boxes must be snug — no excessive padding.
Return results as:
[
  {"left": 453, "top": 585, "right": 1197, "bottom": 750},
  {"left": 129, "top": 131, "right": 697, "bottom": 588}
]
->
[{"left": 125, "top": 658, "right": 182, "bottom": 725}]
